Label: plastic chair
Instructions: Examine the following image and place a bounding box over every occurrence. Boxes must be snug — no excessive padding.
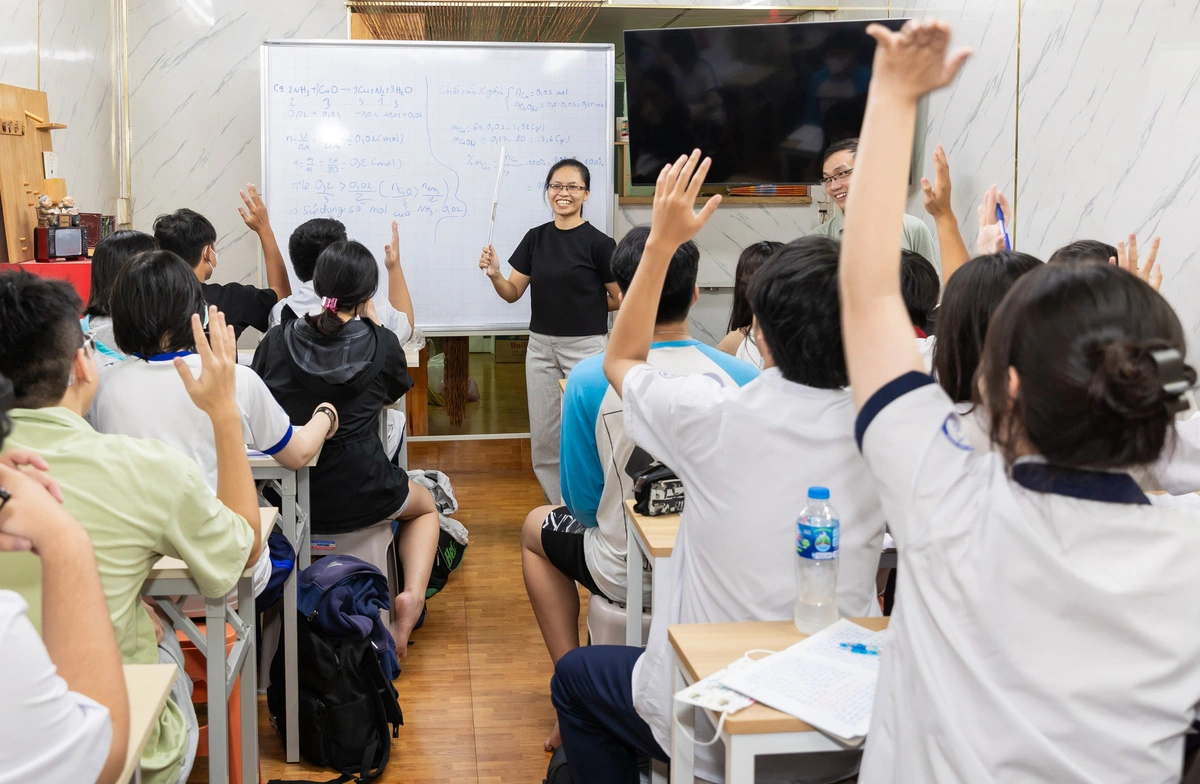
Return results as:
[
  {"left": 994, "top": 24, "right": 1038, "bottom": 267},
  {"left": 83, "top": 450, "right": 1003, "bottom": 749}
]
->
[
  {"left": 586, "top": 593, "right": 652, "bottom": 647},
  {"left": 177, "top": 625, "right": 260, "bottom": 784},
  {"left": 310, "top": 520, "right": 400, "bottom": 625}
]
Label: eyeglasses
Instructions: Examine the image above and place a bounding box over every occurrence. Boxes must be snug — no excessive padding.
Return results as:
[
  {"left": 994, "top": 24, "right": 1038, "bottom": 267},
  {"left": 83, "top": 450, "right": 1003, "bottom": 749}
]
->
[
  {"left": 547, "top": 183, "right": 587, "bottom": 194},
  {"left": 820, "top": 169, "right": 853, "bottom": 187}
]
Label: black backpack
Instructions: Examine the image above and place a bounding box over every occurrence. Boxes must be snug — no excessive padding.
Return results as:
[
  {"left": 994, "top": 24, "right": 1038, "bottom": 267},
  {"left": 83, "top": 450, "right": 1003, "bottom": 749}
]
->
[{"left": 267, "top": 615, "right": 403, "bottom": 783}]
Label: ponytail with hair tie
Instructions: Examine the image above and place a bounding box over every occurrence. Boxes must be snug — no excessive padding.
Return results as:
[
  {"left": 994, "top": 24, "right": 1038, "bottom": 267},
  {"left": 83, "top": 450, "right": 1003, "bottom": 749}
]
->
[
  {"left": 322, "top": 297, "right": 339, "bottom": 313},
  {"left": 1086, "top": 341, "right": 1197, "bottom": 422}
]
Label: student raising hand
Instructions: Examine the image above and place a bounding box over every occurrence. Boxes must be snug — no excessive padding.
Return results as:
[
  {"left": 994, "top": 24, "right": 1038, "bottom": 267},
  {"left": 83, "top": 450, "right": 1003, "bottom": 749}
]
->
[
  {"left": 1113, "top": 233, "right": 1163, "bottom": 291},
  {"left": 604, "top": 150, "right": 720, "bottom": 396},
  {"left": 840, "top": 20, "right": 970, "bottom": 408}
]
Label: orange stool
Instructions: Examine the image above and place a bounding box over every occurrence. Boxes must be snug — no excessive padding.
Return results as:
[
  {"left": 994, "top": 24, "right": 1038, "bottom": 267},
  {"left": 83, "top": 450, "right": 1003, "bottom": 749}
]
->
[{"left": 177, "top": 625, "right": 261, "bottom": 784}]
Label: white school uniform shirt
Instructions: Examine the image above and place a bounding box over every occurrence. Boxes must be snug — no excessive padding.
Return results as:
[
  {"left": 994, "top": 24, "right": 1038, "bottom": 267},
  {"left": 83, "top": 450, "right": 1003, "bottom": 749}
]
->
[
  {"left": 92, "top": 352, "right": 293, "bottom": 491},
  {"left": 624, "top": 365, "right": 886, "bottom": 781},
  {"left": 916, "top": 335, "right": 935, "bottom": 372},
  {"left": 856, "top": 372, "right": 1200, "bottom": 784},
  {"left": 733, "top": 331, "right": 764, "bottom": 370},
  {"left": 560, "top": 340, "right": 758, "bottom": 603},
  {"left": 0, "top": 592, "right": 112, "bottom": 784}
]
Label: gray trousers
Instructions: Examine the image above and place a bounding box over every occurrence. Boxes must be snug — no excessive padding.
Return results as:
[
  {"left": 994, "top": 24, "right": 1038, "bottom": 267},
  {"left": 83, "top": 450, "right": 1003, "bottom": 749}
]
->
[{"left": 526, "top": 331, "right": 607, "bottom": 504}]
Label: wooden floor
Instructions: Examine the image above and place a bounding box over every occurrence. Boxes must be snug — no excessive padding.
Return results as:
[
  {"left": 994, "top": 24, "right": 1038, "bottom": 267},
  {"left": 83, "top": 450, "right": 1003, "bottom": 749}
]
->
[
  {"left": 428, "top": 352, "right": 531, "bottom": 437},
  {"left": 190, "top": 467, "right": 584, "bottom": 783}
]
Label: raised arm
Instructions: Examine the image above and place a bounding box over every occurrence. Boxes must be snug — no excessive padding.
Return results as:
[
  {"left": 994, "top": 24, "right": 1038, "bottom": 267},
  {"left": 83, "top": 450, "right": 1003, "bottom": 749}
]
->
[
  {"left": 383, "top": 220, "right": 415, "bottom": 330},
  {"left": 0, "top": 464, "right": 130, "bottom": 784},
  {"left": 175, "top": 307, "right": 264, "bottom": 566},
  {"left": 239, "top": 184, "right": 292, "bottom": 300},
  {"left": 840, "top": 20, "right": 971, "bottom": 409},
  {"left": 603, "top": 150, "right": 720, "bottom": 397},
  {"left": 920, "top": 144, "right": 971, "bottom": 281},
  {"left": 480, "top": 244, "right": 530, "bottom": 303}
]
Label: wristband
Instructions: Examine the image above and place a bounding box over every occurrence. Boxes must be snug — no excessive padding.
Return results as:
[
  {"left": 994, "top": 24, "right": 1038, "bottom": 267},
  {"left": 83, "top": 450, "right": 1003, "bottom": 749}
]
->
[{"left": 314, "top": 405, "right": 337, "bottom": 437}]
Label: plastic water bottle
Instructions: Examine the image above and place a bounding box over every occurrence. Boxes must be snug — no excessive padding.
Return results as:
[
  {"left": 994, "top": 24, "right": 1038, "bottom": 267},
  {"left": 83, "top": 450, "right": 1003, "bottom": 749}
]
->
[{"left": 794, "top": 486, "right": 840, "bottom": 634}]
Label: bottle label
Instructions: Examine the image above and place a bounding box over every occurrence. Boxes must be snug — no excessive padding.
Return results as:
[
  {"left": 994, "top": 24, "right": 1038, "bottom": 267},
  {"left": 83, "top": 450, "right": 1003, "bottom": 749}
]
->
[{"left": 797, "top": 518, "right": 839, "bottom": 561}]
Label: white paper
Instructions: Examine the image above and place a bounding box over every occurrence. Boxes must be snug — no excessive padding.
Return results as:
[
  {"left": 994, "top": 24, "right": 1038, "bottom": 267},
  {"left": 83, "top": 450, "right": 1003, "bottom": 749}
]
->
[
  {"left": 42, "top": 151, "right": 59, "bottom": 179},
  {"left": 675, "top": 656, "right": 757, "bottom": 714},
  {"left": 719, "top": 619, "right": 886, "bottom": 741}
]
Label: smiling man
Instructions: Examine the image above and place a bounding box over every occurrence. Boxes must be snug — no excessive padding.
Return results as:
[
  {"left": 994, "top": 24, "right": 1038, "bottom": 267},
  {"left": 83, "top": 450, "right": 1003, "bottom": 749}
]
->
[{"left": 810, "top": 137, "right": 938, "bottom": 267}]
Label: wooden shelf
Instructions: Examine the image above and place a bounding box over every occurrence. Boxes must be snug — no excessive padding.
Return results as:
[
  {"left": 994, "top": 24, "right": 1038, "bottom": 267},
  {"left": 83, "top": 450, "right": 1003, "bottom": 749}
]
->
[
  {"left": 35, "top": 122, "right": 67, "bottom": 131},
  {"left": 618, "top": 195, "right": 812, "bottom": 205}
]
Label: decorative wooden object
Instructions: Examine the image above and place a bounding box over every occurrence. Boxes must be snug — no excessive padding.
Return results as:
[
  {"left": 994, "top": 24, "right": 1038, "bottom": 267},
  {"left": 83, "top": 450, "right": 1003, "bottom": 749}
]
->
[
  {"left": 347, "top": 0, "right": 602, "bottom": 43},
  {"left": 0, "top": 84, "right": 65, "bottom": 263}
]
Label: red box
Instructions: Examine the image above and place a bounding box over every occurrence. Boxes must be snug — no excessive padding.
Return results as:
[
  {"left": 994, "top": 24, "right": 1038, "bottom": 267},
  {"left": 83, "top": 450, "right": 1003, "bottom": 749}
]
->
[{"left": 12, "top": 260, "right": 92, "bottom": 305}]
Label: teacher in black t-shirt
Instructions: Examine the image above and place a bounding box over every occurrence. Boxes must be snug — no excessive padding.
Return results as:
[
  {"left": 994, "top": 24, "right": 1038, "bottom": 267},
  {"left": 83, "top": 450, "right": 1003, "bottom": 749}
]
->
[{"left": 479, "top": 158, "right": 619, "bottom": 503}]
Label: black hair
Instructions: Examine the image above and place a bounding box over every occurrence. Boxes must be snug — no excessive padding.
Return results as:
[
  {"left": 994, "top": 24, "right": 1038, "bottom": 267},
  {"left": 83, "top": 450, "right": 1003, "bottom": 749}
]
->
[
  {"left": 0, "top": 373, "right": 12, "bottom": 449},
  {"left": 544, "top": 159, "right": 591, "bottom": 217},
  {"left": 932, "top": 251, "right": 1042, "bottom": 403},
  {"left": 900, "top": 250, "right": 940, "bottom": 330},
  {"left": 981, "top": 261, "right": 1195, "bottom": 468},
  {"left": 728, "top": 241, "right": 785, "bottom": 334},
  {"left": 152, "top": 208, "right": 217, "bottom": 267},
  {"left": 288, "top": 218, "right": 347, "bottom": 283},
  {"left": 306, "top": 240, "right": 380, "bottom": 337},
  {"left": 0, "top": 271, "right": 84, "bottom": 408},
  {"left": 84, "top": 230, "right": 158, "bottom": 318},
  {"left": 823, "top": 137, "right": 859, "bottom": 164},
  {"left": 749, "top": 236, "right": 846, "bottom": 388},
  {"left": 111, "top": 250, "right": 206, "bottom": 359},
  {"left": 609, "top": 226, "right": 699, "bottom": 325},
  {"left": 1047, "top": 239, "right": 1119, "bottom": 266}
]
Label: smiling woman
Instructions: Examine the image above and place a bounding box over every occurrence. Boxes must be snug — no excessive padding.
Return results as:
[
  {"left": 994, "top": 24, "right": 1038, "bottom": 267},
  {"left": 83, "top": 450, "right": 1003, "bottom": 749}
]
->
[
  {"left": 810, "top": 137, "right": 938, "bottom": 268},
  {"left": 477, "top": 158, "right": 620, "bottom": 503}
]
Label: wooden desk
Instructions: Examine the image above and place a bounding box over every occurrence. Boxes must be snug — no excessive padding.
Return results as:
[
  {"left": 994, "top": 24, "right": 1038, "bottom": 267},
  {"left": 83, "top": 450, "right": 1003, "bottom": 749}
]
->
[
  {"left": 119, "top": 664, "right": 178, "bottom": 784},
  {"left": 143, "top": 508, "right": 275, "bottom": 784},
  {"left": 248, "top": 452, "right": 316, "bottom": 764},
  {"left": 623, "top": 499, "right": 681, "bottom": 646},
  {"left": 669, "top": 618, "right": 889, "bottom": 783}
]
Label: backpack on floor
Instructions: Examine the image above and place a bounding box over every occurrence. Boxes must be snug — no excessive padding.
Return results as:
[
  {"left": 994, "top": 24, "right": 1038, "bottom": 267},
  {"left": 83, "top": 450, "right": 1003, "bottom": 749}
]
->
[
  {"left": 544, "top": 745, "right": 574, "bottom": 784},
  {"left": 267, "top": 615, "right": 403, "bottom": 783},
  {"left": 426, "top": 527, "right": 467, "bottom": 599}
]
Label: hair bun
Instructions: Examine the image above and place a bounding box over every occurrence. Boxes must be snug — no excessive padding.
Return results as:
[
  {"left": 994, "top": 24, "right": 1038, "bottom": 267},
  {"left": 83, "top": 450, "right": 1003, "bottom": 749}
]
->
[{"left": 1086, "top": 340, "right": 1195, "bottom": 421}]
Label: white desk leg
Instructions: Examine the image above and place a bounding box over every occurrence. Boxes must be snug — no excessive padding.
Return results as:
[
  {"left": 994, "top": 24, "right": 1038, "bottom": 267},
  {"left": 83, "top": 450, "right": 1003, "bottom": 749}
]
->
[
  {"left": 651, "top": 555, "right": 669, "bottom": 625},
  {"left": 724, "top": 736, "right": 754, "bottom": 783},
  {"left": 625, "top": 518, "right": 643, "bottom": 647},
  {"left": 281, "top": 471, "right": 300, "bottom": 763},
  {"left": 671, "top": 659, "right": 695, "bottom": 784},
  {"left": 238, "top": 574, "right": 259, "bottom": 784},
  {"left": 297, "top": 467, "right": 312, "bottom": 569},
  {"left": 206, "top": 595, "right": 228, "bottom": 784}
]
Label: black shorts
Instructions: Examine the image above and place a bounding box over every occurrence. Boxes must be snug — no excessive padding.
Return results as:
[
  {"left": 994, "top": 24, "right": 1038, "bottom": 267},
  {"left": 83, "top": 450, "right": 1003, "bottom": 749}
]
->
[{"left": 540, "top": 506, "right": 611, "bottom": 601}]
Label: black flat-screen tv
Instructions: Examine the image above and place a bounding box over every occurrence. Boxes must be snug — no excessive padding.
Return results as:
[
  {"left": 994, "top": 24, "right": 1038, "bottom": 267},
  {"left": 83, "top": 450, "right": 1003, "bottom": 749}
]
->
[{"left": 624, "top": 19, "right": 907, "bottom": 185}]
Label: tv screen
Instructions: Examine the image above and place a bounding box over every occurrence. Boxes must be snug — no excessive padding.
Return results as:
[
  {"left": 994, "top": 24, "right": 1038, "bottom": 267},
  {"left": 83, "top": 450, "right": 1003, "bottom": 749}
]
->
[
  {"left": 53, "top": 227, "right": 83, "bottom": 257},
  {"left": 624, "top": 19, "right": 908, "bottom": 186}
]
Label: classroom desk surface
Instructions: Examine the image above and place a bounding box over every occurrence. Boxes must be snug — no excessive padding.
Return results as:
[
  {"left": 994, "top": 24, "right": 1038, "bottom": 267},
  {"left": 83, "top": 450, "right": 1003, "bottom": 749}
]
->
[
  {"left": 119, "top": 664, "right": 177, "bottom": 784},
  {"left": 247, "top": 443, "right": 322, "bottom": 468},
  {"left": 669, "top": 618, "right": 889, "bottom": 735},
  {"left": 150, "top": 508, "right": 275, "bottom": 578},
  {"left": 624, "top": 499, "right": 680, "bottom": 558}
]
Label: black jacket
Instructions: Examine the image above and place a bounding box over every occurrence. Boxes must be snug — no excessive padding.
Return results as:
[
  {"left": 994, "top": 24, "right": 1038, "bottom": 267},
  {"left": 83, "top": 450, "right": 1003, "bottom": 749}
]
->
[{"left": 252, "top": 310, "right": 414, "bottom": 533}]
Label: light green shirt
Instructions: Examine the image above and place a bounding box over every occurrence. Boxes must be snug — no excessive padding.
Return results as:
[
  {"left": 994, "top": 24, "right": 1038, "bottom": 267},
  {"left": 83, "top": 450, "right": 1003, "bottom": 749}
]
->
[
  {"left": 1, "top": 407, "right": 253, "bottom": 784},
  {"left": 810, "top": 211, "right": 940, "bottom": 272}
]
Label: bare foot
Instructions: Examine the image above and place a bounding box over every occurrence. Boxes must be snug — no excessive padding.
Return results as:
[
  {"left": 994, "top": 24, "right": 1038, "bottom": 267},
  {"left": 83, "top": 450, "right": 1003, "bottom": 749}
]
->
[
  {"left": 390, "top": 590, "right": 425, "bottom": 660},
  {"left": 544, "top": 719, "right": 562, "bottom": 752}
]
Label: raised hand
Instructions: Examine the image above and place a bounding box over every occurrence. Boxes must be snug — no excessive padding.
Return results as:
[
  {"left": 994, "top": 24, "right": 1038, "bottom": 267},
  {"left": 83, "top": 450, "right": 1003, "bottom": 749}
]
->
[
  {"left": 479, "top": 244, "right": 501, "bottom": 278},
  {"left": 975, "top": 185, "right": 1012, "bottom": 254},
  {"left": 1112, "top": 234, "right": 1163, "bottom": 291},
  {"left": 238, "top": 184, "right": 271, "bottom": 235},
  {"left": 384, "top": 221, "right": 401, "bottom": 270},
  {"left": 174, "top": 306, "right": 240, "bottom": 422},
  {"left": 866, "top": 19, "right": 972, "bottom": 101},
  {"left": 648, "top": 149, "right": 722, "bottom": 250},
  {"left": 921, "top": 144, "right": 953, "bottom": 219}
]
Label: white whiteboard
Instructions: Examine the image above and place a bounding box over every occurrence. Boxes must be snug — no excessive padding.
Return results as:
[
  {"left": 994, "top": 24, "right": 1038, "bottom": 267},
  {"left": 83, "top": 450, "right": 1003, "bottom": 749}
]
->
[{"left": 261, "top": 40, "right": 615, "bottom": 333}]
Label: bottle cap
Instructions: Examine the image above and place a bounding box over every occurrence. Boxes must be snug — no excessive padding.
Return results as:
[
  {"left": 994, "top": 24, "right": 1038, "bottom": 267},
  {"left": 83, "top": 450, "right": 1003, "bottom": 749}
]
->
[{"left": 807, "top": 486, "right": 830, "bottom": 500}]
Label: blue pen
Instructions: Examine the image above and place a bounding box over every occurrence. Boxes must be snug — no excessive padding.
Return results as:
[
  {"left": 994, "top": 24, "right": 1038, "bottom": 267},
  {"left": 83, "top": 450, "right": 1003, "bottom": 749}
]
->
[
  {"left": 996, "top": 203, "right": 1012, "bottom": 250},
  {"left": 839, "top": 642, "right": 880, "bottom": 656}
]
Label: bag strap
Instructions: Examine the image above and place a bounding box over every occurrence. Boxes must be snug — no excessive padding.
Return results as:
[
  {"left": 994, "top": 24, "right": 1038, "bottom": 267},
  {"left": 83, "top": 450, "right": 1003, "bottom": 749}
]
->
[{"left": 268, "top": 775, "right": 355, "bottom": 784}]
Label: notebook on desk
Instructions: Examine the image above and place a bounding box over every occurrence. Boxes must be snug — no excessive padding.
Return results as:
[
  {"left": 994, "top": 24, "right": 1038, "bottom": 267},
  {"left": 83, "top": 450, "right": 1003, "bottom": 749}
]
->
[{"left": 719, "top": 619, "right": 886, "bottom": 743}]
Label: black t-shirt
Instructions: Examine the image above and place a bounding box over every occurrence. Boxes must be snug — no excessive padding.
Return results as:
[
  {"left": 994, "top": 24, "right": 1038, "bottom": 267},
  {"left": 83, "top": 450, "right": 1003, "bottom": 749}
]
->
[
  {"left": 508, "top": 221, "right": 616, "bottom": 337},
  {"left": 202, "top": 282, "right": 278, "bottom": 336}
]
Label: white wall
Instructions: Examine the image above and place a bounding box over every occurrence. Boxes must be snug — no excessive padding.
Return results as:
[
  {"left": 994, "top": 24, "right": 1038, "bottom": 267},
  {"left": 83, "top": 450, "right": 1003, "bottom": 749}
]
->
[
  {"left": 1, "top": 0, "right": 117, "bottom": 220},
  {"left": 126, "top": 0, "right": 348, "bottom": 291}
]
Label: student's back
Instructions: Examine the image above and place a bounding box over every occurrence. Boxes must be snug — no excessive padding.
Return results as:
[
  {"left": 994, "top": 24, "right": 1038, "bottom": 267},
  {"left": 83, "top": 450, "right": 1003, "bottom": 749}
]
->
[
  {"left": 252, "top": 241, "right": 414, "bottom": 533},
  {"left": 627, "top": 238, "right": 885, "bottom": 777}
]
